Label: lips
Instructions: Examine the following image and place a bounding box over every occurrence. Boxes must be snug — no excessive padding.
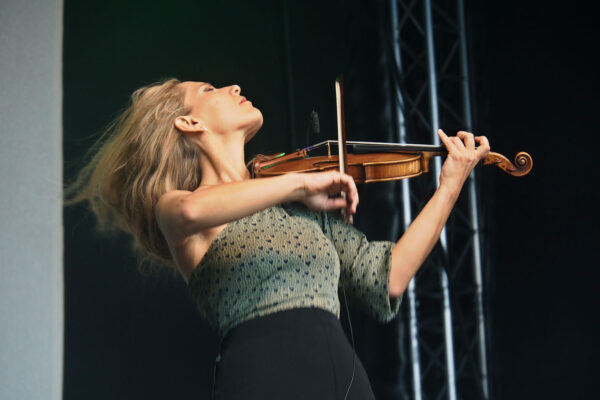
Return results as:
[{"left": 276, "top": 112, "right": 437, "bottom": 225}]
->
[{"left": 239, "top": 96, "right": 247, "bottom": 104}]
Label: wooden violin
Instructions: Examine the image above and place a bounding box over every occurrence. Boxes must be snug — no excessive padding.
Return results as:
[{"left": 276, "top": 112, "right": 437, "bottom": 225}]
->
[
  {"left": 252, "top": 76, "right": 532, "bottom": 183},
  {"left": 252, "top": 140, "right": 533, "bottom": 183}
]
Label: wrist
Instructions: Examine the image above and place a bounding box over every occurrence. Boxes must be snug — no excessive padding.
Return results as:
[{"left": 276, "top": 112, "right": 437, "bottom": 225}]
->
[
  {"left": 437, "top": 182, "right": 461, "bottom": 203},
  {"left": 284, "top": 173, "right": 306, "bottom": 202}
]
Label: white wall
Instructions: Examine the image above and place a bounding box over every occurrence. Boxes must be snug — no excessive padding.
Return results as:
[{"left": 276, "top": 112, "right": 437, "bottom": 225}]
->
[{"left": 0, "top": 0, "right": 63, "bottom": 399}]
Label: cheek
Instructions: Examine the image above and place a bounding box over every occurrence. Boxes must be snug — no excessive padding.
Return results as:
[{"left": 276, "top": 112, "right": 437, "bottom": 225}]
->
[{"left": 202, "top": 100, "right": 237, "bottom": 131}]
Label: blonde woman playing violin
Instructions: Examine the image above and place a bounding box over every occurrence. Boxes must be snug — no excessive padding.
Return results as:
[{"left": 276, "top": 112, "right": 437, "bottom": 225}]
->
[{"left": 67, "top": 79, "right": 489, "bottom": 399}]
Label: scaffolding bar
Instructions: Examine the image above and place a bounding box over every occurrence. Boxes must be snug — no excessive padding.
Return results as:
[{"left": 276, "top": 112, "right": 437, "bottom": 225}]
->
[
  {"left": 457, "top": 0, "right": 489, "bottom": 397},
  {"left": 424, "top": 1, "right": 457, "bottom": 399},
  {"left": 390, "top": 2, "right": 424, "bottom": 398},
  {"left": 389, "top": 0, "right": 490, "bottom": 398}
]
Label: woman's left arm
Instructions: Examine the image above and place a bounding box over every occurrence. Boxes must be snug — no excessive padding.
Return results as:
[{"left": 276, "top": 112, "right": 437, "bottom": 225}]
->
[{"left": 388, "top": 130, "right": 490, "bottom": 298}]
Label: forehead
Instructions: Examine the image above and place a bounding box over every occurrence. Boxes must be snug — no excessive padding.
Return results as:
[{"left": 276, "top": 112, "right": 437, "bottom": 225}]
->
[
  {"left": 179, "top": 81, "right": 210, "bottom": 91},
  {"left": 178, "top": 81, "right": 211, "bottom": 105}
]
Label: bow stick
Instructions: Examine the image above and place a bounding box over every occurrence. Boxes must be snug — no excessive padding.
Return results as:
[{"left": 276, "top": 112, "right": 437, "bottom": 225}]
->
[{"left": 335, "top": 76, "right": 353, "bottom": 224}]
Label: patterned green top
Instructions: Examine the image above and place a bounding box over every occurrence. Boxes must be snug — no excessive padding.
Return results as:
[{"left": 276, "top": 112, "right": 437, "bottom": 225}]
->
[{"left": 187, "top": 204, "right": 401, "bottom": 337}]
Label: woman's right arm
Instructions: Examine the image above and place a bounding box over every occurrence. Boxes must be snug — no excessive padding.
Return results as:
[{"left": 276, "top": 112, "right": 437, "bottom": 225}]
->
[{"left": 156, "top": 171, "right": 358, "bottom": 245}]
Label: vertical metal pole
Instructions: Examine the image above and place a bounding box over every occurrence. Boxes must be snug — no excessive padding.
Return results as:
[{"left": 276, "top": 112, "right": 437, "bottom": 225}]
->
[
  {"left": 282, "top": 0, "right": 296, "bottom": 150},
  {"left": 390, "top": 1, "right": 422, "bottom": 399},
  {"left": 457, "top": 0, "right": 490, "bottom": 397},
  {"left": 403, "top": 191, "right": 422, "bottom": 400},
  {"left": 424, "top": 1, "right": 457, "bottom": 399}
]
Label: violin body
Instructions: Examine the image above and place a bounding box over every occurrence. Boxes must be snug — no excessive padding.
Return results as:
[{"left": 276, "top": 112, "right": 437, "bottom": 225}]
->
[{"left": 257, "top": 152, "right": 427, "bottom": 183}]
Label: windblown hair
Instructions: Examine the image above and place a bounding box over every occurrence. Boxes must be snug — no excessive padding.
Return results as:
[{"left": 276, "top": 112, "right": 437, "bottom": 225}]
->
[{"left": 65, "top": 78, "right": 201, "bottom": 269}]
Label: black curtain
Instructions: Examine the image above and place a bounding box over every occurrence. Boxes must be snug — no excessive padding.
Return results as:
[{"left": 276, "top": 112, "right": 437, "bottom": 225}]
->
[
  {"left": 64, "top": 1, "right": 405, "bottom": 399},
  {"left": 64, "top": 1, "right": 599, "bottom": 399}
]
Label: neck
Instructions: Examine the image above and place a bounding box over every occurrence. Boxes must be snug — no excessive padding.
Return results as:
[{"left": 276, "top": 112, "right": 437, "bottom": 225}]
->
[{"left": 196, "top": 132, "right": 250, "bottom": 185}]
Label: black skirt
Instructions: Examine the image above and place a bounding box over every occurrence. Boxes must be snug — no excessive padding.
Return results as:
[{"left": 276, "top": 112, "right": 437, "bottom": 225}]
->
[{"left": 212, "top": 307, "right": 376, "bottom": 400}]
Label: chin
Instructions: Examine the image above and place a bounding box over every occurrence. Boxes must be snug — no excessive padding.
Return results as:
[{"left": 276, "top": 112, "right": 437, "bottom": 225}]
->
[{"left": 244, "top": 110, "right": 263, "bottom": 143}]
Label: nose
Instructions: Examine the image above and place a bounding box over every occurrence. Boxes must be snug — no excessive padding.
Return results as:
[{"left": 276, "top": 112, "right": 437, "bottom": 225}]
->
[{"left": 229, "top": 85, "right": 241, "bottom": 95}]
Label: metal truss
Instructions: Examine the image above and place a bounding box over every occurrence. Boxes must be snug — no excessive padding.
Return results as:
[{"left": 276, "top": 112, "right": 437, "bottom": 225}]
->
[{"left": 388, "top": 0, "right": 489, "bottom": 399}]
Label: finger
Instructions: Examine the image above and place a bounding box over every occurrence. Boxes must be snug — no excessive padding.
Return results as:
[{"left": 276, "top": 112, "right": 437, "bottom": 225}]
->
[
  {"left": 451, "top": 136, "right": 465, "bottom": 148},
  {"left": 323, "top": 196, "right": 347, "bottom": 211},
  {"left": 323, "top": 171, "right": 344, "bottom": 195},
  {"left": 475, "top": 135, "right": 490, "bottom": 149},
  {"left": 338, "top": 173, "right": 358, "bottom": 215},
  {"left": 475, "top": 135, "right": 491, "bottom": 158},
  {"left": 437, "top": 129, "right": 458, "bottom": 152},
  {"left": 350, "top": 187, "right": 359, "bottom": 214},
  {"left": 335, "top": 172, "right": 351, "bottom": 191},
  {"left": 343, "top": 174, "right": 358, "bottom": 208},
  {"left": 346, "top": 186, "right": 358, "bottom": 216},
  {"left": 457, "top": 131, "right": 475, "bottom": 150}
]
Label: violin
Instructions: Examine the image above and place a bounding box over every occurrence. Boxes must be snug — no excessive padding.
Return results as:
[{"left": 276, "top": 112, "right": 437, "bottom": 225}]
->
[
  {"left": 252, "top": 140, "right": 533, "bottom": 183},
  {"left": 252, "top": 77, "right": 532, "bottom": 183}
]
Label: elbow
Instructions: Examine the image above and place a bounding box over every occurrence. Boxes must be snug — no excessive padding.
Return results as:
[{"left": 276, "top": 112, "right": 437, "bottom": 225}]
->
[
  {"left": 155, "top": 192, "right": 209, "bottom": 245},
  {"left": 388, "top": 263, "right": 407, "bottom": 298},
  {"left": 179, "top": 198, "right": 197, "bottom": 225},
  {"left": 388, "top": 282, "right": 405, "bottom": 299},
  {"left": 177, "top": 197, "right": 206, "bottom": 236}
]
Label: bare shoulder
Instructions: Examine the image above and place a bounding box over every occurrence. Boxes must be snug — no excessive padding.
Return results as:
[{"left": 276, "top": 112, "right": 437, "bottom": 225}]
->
[
  {"left": 154, "top": 190, "right": 185, "bottom": 240},
  {"left": 156, "top": 189, "right": 191, "bottom": 216}
]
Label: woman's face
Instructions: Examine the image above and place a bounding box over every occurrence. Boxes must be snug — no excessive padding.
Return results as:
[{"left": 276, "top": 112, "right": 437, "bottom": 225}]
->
[{"left": 178, "top": 81, "right": 263, "bottom": 141}]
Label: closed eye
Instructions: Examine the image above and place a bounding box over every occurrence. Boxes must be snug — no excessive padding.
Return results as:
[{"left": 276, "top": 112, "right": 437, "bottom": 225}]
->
[{"left": 201, "top": 83, "right": 215, "bottom": 92}]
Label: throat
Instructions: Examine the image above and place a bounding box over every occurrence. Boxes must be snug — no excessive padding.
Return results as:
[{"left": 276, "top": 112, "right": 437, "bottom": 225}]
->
[{"left": 199, "top": 140, "right": 250, "bottom": 184}]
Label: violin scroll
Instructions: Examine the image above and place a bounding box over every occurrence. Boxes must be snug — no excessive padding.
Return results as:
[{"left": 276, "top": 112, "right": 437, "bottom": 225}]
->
[{"left": 482, "top": 151, "right": 533, "bottom": 177}]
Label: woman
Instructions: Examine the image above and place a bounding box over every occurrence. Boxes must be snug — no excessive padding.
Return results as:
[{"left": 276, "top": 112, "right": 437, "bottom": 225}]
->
[{"left": 67, "top": 78, "right": 489, "bottom": 399}]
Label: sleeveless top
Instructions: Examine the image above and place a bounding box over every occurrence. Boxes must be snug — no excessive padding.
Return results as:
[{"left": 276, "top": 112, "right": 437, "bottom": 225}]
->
[{"left": 187, "top": 204, "right": 401, "bottom": 337}]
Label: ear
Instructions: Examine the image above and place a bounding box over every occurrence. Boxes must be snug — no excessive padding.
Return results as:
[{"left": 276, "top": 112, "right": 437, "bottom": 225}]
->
[{"left": 174, "top": 115, "right": 207, "bottom": 134}]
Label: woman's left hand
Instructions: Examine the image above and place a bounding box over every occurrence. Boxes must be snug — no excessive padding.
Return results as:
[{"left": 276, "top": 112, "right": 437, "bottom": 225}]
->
[{"left": 437, "top": 129, "right": 490, "bottom": 196}]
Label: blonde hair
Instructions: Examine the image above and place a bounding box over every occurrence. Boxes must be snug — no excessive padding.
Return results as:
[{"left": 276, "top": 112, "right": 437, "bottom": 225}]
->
[{"left": 65, "top": 78, "right": 201, "bottom": 270}]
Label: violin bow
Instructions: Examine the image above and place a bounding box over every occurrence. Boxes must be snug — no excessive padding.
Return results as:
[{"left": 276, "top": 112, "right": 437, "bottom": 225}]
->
[{"left": 335, "top": 76, "right": 353, "bottom": 224}]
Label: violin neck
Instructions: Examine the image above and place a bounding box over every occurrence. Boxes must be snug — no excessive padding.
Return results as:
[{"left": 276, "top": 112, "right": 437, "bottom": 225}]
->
[{"left": 306, "top": 140, "right": 447, "bottom": 154}]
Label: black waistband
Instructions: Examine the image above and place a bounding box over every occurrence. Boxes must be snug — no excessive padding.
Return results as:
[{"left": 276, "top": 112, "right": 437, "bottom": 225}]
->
[{"left": 222, "top": 307, "right": 339, "bottom": 348}]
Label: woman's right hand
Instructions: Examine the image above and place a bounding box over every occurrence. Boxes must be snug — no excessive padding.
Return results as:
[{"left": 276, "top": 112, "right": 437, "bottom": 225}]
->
[{"left": 296, "top": 171, "right": 359, "bottom": 217}]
